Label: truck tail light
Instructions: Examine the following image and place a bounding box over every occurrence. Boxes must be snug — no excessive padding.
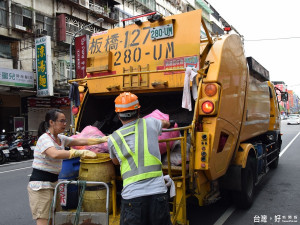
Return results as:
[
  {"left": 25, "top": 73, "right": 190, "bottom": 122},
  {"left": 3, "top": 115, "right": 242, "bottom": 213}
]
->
[
  {"left": 205, "top": 84, "right": 217, "bottom": 97},
  {"left": 201, "top": 101, "right": 214, "bottom": 114},
  {"left": 199, "top": 83, "right": 220, "bottom": 115}
]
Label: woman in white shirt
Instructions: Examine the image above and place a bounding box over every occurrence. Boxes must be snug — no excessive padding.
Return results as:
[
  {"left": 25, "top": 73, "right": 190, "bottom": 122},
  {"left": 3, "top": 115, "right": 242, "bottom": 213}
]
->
[{"left": 28, "top": 109, "right": 107, "bottom": 225}]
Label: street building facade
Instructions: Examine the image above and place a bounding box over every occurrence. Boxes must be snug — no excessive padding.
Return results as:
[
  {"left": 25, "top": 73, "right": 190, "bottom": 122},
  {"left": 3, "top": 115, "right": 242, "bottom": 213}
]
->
[{"left": 0, "top": 0, "right": 223, "bottom": 134}]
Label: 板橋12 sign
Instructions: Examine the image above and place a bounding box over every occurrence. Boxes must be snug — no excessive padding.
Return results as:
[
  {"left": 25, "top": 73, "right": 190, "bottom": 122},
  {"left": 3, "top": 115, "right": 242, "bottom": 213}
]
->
[
  {"left": 35, "top": 36, "right": 53, "bottom": 96},
  {"left": 0, "top": 68, "right": 34, "bottom": 88}
]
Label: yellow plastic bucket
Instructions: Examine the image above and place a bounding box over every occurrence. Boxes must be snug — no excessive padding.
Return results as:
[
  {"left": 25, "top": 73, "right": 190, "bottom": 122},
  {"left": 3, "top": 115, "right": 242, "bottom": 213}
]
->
[{"left": 79, "top": 153, "right": 115, "bottom": 212}]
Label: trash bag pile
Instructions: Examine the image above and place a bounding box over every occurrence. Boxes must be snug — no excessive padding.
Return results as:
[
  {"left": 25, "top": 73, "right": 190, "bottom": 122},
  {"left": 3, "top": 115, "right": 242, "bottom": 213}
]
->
[
  {"left": 71, "top": 109, "right": 190, "bottom": 165},
  {"left": 71, "top": 125, "right": 108, "bottom": 153},
  {"left": 144, "top": 110, "right": 180, "bottom": 155},
  {"left": 144, "top": 109, "right": 189, "bottom": 166}
]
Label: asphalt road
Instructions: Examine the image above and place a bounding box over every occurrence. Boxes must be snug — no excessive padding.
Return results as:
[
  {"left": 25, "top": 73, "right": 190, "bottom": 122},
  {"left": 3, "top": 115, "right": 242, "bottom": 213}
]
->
[
  {"left": 223, "top": 121, "right": 300, "bottom": 225},
  {"left": 0, "top": 120, "right": 299, "bottom": 225},
  {"left": 188, "top": 120, "right": 300, "bottom": 225}
]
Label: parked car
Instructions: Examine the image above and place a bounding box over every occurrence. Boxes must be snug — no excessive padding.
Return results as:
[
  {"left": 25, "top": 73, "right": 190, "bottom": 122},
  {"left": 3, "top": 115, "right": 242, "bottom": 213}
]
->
[
  {"left": 287, "top": 114, "right": 300, "bottom": 125},
  {"left": 280, "top": 115, "right": 288, "bottom": 120}
]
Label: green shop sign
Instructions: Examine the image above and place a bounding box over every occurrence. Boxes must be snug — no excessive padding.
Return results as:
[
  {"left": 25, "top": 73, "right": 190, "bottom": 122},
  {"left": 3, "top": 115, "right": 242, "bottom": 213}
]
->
[
  {"left": 0, "top": 68, "right": 34, "bottom": 88},
  {"left": 35, "top": 36, "right": 53, "bottom": 96}
]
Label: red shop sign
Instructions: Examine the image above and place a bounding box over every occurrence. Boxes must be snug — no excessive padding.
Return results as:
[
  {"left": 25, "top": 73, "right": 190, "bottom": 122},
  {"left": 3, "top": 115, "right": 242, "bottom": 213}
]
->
[{"left": 75, "top": 35, "right": 89, "bottom": 79}]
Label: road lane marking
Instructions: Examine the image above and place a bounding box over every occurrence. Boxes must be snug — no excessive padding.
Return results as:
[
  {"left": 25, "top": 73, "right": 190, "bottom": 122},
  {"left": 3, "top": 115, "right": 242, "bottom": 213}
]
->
[
  {"left": 0, "top": 160, "right": 33, "bottom": 167},
  {"left": 279, "top": 131, "right": 300, "bottom": 157},
  {"left": 213, "top": 132, "right": 300, "bottom": 225},
  {"left": 0, "top": 166, "right": 31, "bottom": 174},
  {"left": 213, "top": 206, "right": 235, "bottom": 225}
]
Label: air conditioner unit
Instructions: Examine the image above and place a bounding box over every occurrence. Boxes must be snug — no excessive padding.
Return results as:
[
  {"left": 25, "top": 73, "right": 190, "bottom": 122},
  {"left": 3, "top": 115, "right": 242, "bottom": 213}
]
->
[
  {"left": 79, "top": 0, "right": 89, "bottom": 8},
  {"left": 36, "top": 28, "right": 48, "bottom": 35},
  {"left": 36, "top": 28, "right": 42, "bottom": 35},
  {"left": 42, "top": 29, "right": 48, "bottom": 35}
]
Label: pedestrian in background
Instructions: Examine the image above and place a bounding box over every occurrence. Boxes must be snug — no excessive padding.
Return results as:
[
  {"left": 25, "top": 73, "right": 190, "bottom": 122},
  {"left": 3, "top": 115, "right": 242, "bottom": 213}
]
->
[
  {"left": 28, "top": 109, "right": 108, "bottom": 225},
  {"left": 108, "top": 92, "right": 172, "bottom": 225}
]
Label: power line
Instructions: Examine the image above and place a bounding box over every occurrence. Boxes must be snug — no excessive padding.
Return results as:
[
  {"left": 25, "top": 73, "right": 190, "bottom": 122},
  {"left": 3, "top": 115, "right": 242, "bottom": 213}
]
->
[{"left": 245, "top": 37, "right": 300, "bottom": 42}]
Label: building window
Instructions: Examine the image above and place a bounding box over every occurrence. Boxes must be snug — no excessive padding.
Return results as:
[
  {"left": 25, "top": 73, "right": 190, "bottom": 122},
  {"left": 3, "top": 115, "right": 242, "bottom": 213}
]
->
[
  {"left": 0, "top": 41, "right": 12, "bottom": 59},
  {"left": 45, "top": 17, "right": 54, "bottom": 37},
  {"left": 59, "top": 60, "right": 75, "bottom": 80},
  {"left": 12, "top": 4, "right": 33, "bottom": 32},
  {"left": 0, "top": 0, "right": 7, "bottom": 26},
  {"left": 59, "top": 60, "right": 66, "bottom": 80},
  {"left": 36, "top": 13, "right": 54, "bottom": 37},
  {"left": 66, "top": 61, "right": 75, "bottom": 79},
  {"left": 65, "top": 16, "right": 101, "bottom": 37}
]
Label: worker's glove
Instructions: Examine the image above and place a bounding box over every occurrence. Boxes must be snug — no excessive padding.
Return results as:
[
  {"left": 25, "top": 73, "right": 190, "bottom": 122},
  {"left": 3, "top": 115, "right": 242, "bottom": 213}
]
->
[
  {"left": 169, "top": 120, "right": 176, "bottom": 128},
  {"left": 69, "top": 149, "right": 97, "bottom": 159},
  {"left": 164, "top": 175, "right": 176, "bottom": 198},
  {"left": 87, "top": 136, "right": 109, "bottom": 145},
  {"left": 164, "top": 175, "right": 172, "bottom": 187}
]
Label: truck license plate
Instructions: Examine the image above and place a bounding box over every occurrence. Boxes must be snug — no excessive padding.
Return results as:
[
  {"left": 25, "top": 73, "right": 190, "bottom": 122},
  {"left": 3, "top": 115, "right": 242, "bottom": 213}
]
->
[
  {"left": 17, "top": 147, "right": 23, "bottom": 151},
  {"left": 3, "top": 150, "right": 9, "bottom": 154},
  {"left": 150, "top": 24, "right": 174, "bottom": 40}
]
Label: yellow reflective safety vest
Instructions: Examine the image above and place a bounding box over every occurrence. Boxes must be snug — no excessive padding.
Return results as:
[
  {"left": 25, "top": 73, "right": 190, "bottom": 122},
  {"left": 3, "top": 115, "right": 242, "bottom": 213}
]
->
[{"left": 109, "top": 119, "right": 162, "bottom": 187}]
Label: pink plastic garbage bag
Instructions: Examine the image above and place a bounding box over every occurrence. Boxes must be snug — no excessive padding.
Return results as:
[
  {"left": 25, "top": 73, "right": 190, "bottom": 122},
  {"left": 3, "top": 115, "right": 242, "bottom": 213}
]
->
[
  {"left": 71, "top": 125, "right": 108, "bottom": 153},
  {"left": 144, "top": 109, "right": 180, "bottom": 154}
]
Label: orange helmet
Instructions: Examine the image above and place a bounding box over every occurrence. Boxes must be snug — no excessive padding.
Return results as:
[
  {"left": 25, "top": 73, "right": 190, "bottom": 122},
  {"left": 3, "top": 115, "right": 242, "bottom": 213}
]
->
[{"left": 115, "top": 92, "right": 141, "bottom": 113}]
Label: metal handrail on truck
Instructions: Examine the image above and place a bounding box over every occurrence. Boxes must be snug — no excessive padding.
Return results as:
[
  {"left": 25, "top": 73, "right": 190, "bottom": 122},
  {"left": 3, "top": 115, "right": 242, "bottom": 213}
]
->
[
  {"left": 52, "top": 181, "right": 110, "bottom": 225},
  {"left": 160, "top": 125, "right": 192, "bottom": 225}
]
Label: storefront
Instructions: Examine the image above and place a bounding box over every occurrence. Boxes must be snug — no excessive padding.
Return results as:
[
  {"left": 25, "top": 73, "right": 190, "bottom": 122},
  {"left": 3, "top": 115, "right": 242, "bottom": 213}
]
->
[
  {"left": 27, "top": 97, "right": 71, "bottom": 133},
  {"left": 0, "top": 67, "right": 35, "bottom": 132}
]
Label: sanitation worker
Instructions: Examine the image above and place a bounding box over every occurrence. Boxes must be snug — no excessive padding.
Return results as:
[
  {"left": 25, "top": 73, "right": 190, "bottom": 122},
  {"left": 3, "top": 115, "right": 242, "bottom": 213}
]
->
[
  {"left": 27, "top": 109, "right": 108, "bottom": 225},
  {"left": 108, "top": 92, "right": 172, "bottom": 225}
]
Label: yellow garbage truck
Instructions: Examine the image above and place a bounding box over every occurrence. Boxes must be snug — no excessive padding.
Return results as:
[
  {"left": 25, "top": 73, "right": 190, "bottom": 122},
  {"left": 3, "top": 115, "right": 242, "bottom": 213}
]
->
[{"left": 68, "top": 9, "right": 285, "bottom": 225}]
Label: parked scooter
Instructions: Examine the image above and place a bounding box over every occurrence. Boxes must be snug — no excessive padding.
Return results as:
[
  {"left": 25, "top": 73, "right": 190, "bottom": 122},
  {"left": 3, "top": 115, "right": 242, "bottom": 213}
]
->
[
  {"left": 7, "top": 128, "right": 24, "bottom": 161},
  {"left": 22, "top": 131, "right": 36, "bottom": 159},
  {"left": 0, "top": 129, "right": 9, "bottom": 164}
]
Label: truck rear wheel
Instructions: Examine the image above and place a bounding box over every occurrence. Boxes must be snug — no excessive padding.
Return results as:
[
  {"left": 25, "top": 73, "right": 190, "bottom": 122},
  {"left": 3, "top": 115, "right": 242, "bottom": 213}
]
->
[{"left": 233, "top": 157, "right": 255, "bottom": 209}]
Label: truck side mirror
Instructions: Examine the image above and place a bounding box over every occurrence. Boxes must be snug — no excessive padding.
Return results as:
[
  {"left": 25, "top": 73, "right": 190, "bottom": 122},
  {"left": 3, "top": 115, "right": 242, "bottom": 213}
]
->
[{"left": 281, "top": 92, "right": 288, "bottom": 102}]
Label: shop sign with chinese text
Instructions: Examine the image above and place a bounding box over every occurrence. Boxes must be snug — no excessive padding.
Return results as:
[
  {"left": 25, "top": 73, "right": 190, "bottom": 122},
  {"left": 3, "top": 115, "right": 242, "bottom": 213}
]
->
[
  {"left": 35, "top": 36, "right": 53, "bottom": 97},
  {"left": 75, "top": 35, "right": 89, "bottom": 79},
  {"left": 0, "top": 68, "right": 34, "bottom": 88}
]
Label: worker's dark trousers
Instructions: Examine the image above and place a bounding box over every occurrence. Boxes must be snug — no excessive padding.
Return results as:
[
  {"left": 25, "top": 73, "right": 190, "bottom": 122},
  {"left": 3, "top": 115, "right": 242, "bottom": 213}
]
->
[{"left": 120, "top": 193, "right": 172, "bottom": 225}]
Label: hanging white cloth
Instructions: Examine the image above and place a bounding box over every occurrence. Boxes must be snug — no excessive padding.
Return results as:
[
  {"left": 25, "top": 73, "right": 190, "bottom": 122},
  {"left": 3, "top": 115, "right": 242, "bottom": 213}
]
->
[
  {"left": 182, "top": 67, "right": 198, "bottom": 111},
  {"left": 164, "top": 175, "right": 176, "bottom": 198}
]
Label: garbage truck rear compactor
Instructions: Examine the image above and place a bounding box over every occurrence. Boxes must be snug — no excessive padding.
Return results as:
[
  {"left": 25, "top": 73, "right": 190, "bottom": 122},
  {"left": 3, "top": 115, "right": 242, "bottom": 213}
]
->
[{"left": 70, "top": 9, "right": 283, "bottom": 225}]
